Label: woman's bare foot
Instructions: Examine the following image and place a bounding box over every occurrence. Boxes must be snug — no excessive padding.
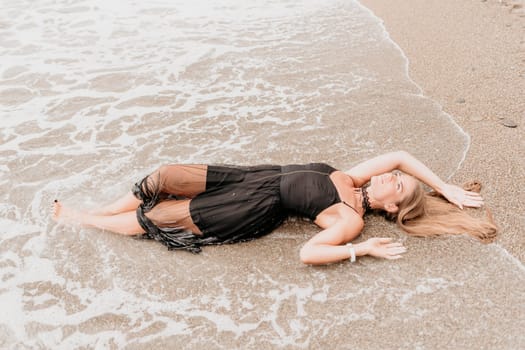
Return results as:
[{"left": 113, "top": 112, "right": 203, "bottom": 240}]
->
[{"left": 52, "top": 200, "right": 86, "bottom": 226}]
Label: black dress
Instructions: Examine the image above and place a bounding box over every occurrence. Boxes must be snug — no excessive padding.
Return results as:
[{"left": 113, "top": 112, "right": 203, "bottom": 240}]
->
[{"left": 134, "top": 163, "right": 341, "bottom": 253}]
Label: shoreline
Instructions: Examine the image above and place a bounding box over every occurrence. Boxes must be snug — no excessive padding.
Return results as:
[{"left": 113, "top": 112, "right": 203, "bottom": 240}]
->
[{"left": 360, "top": 0, "right": 525, "bottom": 263}]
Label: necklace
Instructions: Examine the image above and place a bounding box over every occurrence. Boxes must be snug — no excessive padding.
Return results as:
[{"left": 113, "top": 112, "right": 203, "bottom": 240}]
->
[{"left": 361, "top": 185, "right": 371, "bottom": 213}]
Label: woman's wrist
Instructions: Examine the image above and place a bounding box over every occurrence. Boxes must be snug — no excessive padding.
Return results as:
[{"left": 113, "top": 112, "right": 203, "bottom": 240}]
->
[
  {"left": 345, "top": 243, "right": 356, "bottom": 262},
  {"left": 353, "top": 241, "right": 370, "bottom": 257},
  {"left": 434, "top": 181, "right": 447, "bottom": 194}
]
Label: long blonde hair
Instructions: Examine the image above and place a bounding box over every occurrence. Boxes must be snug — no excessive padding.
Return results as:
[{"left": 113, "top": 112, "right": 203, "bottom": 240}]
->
[{"left": 388, "top": 181, "right": 497, "bottom": 243}]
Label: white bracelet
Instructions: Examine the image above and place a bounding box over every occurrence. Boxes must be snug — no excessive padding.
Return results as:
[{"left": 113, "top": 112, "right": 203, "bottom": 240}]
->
[{"left": 346, "top": 243, "right": 356, "bottom": 263}]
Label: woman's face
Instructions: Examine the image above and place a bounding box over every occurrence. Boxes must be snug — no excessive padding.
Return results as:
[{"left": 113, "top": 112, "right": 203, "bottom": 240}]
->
[{"left": 368, "top": 171, "right": 417, "bottom": 212}]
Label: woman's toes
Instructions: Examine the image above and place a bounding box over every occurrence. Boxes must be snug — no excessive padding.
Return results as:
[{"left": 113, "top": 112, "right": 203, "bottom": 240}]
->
[{"left": 52, "top": 200, "right": 62, "bottom": 221}]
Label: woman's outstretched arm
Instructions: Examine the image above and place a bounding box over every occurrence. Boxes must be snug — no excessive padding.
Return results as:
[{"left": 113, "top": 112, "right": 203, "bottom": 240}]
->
[
  {"left": 346, "top": 151, "right": 483, "bottom": 208},
  {"left": 299, "top": 217, "right": 407, "bottom": 265},
  {"left": 346, "top": 151, "right": 445, "bottom": 189}
]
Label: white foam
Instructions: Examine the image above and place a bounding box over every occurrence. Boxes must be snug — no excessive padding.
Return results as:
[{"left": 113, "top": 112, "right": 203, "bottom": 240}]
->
[{"left": 494, "top": 243, "right": 525, "bottom": 272}]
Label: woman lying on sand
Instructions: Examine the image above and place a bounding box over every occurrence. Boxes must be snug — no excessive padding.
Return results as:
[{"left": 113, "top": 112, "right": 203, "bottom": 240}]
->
[{"left": 53, "top": 151, "right": 497, "bottom": 265}]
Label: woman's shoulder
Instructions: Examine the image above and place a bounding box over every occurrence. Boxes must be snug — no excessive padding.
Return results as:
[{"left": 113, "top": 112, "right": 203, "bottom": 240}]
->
[{"left": 316, "top": 202, "right": 364, "bottom": 230}]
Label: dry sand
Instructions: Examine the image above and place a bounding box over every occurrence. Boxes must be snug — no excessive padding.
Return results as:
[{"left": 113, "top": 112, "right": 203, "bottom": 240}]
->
[{"left": 360, "top": 0, "right": 525, "bottom": 262}]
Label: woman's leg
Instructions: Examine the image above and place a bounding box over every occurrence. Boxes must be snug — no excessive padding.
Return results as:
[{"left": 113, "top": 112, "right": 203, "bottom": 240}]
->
[
  {"left": 53, "top": 201, "right": 144, "bottom": 235},
  {"left": 53, "top": 165, "right": 210, "bottom": 235},
  {"left": 142, "top": 164, "right": 208, "bottom": 198},
  {"left": 90, "top": 192, "right": 142, "bottom": 215},
  {"left": 53, "top": 198, "right": 202, "bottom": 236},
  {"left": 91, "top": 164, "right": 209, "bottom": 216},
  {"left": 143, "top": 199, "right": 202, "bottom": 234}
]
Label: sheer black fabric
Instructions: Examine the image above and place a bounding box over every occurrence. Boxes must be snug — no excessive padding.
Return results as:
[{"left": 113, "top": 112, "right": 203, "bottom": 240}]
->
[
  {"left": 132, "top": 163, "right": 343, "bottom": 253},
  {"left": 133, "top": 165, "right": 285, "bottom": 253},
  {"left": 190, "top": 165, "right": 285, "bottom": 242}
]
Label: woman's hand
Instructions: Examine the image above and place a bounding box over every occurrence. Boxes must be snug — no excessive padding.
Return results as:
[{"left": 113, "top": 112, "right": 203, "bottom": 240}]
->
[
  {"left": 440, "top": 183, "right": 484, "bottom": 209},
  {"left": 363, "top": 237, "right": 407, "bottom": 260}
]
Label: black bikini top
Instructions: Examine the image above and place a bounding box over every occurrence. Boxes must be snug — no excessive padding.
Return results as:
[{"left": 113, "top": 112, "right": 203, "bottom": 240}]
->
[{"left": 280, "top": 163, "right": 351, "bottom": 220}]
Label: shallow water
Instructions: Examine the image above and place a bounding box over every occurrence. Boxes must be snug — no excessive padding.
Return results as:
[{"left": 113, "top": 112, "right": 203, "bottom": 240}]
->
[{"left": 2, "top": 0, "right": 524, "bottom": 349}]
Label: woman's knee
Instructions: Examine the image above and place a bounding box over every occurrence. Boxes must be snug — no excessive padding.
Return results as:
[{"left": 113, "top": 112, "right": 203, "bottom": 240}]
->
[
  {"left": 156, "top": 165, "right": 208, "bottom": 197},
  {"left": 145, "top": 200, "right": 191, "bottom": 227}
]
